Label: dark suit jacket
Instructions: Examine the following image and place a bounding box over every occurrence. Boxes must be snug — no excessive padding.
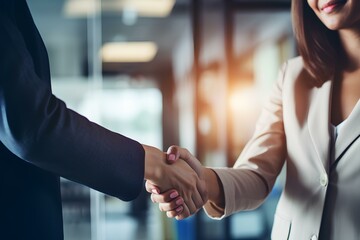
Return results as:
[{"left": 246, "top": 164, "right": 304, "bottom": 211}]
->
[{"left": 0, "top": 1, "right": 145, "bottom": 239}]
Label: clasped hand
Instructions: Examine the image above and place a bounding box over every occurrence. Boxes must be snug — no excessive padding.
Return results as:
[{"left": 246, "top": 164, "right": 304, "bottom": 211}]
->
[{"left": 144, "top": 145, "right": 208, "bottom": 220}]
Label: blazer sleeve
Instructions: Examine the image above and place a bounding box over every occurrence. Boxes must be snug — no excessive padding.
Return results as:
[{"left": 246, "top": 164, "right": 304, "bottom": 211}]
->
[
  {"left": 204, "top": 62, "right": 288, "bottom": 218},
  {"left": 0, "top": 13, "right": 144, "bottom": 201}
]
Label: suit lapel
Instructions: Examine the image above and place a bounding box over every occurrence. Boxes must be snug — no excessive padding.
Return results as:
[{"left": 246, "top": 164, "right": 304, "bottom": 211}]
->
[
  {"left": 334, "top": 100, "right": 360, "bottom": 162},
  {"left": 307, "top": 80, "right": 332, "bottom": 173}
]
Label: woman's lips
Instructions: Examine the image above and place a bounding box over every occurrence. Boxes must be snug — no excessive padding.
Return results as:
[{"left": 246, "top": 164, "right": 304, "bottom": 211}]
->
[{"left": 320, "top": 0, "right": 346, "bottom": 13}]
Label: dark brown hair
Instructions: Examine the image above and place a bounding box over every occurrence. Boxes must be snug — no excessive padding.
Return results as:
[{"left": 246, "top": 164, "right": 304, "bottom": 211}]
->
[{"left": 292, "top": 0, "right": 341, "bottom": 86}]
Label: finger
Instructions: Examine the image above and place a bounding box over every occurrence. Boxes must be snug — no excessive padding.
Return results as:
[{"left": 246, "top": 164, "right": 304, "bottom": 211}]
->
[
  {"left": 151, "top": 190, "right": 180, "bottom": 203},
  {"left": 176, "top": 204, "right": 191, "bottom": 220},
  {"left": 166, "top": 205, "right": 184, "bottom": 218},
  {"left": 166, "top": 145, "right": 181, "bottom": 164},
  {"left": 145, "top": 181, "right": 160, "bottom": 194},
  {"left": 158, "top": 197, "right": 184, "bottom": 212}
]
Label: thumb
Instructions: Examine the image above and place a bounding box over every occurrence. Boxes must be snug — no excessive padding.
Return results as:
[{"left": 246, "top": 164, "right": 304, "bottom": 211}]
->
[{"left": 166, "top": 145, "right": 181, "bottom": 164}]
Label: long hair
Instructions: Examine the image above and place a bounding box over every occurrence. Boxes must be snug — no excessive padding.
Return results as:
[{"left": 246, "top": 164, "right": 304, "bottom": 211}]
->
[{"left": 292, "top": 0, "right": 341, "bottom": 86}]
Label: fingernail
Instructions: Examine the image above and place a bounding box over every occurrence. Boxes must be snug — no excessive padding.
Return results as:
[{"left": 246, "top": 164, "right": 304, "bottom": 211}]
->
[
  {"left": 168, "top": 154, "right": 176, "bottom": 161},
  {"left": 176, "top": 199, "right": 183, "bottom": 205},
  {"left": 176, "top": 206, "right": 183, "bottom": 212},
  {"left": 170, "top": 191, "right": 179, "bottom": 199},
  {"left": 152, "top": 189, "right": 159, "bottom": 194}
]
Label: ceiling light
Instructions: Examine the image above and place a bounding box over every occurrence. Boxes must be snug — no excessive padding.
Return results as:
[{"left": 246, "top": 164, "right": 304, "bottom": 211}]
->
[
  {"left": 121, "top": 0, "right": 175, "bottom": 17},
  {"left": 64, "top": 0, "right": 99, "bottom": 17},
  {"left": 64, "top": 0, "right": 175, "bottom": 18},
  {"left": 101, "top": 42, "right": 158, "bottom": 63}
]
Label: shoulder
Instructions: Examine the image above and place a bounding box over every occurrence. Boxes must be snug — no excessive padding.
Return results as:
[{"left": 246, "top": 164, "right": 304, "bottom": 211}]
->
[
  {"left": 287, "top": 55, "right": 303, "bottom": 66},
  {"left": 281, "top": 56, "right": 314, "bottom": 89},
  {"left": 284, "top": 56, "right": 305, "bottom": 77},
  {"left": 273, "top": 56, "right": 305, "bottom": 91},
  {"left": 0, "top": 2, "right": 15, "bottom": 18}
]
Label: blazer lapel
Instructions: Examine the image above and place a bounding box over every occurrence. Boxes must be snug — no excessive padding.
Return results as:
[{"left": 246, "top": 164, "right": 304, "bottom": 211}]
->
[
  {"left": 307, "top": 80, "right": 332, "bottom": 173},
  {"left": 334, "top": 100, "right": 360, "bottom": 162}
]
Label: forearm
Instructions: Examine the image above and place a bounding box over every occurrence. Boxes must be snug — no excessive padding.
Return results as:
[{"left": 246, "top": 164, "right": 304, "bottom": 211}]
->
[{"left": 0, "top": 15, "right": 145, "bottom": 201}]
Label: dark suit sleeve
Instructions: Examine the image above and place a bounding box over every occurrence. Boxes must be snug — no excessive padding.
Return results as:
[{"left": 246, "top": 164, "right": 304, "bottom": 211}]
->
[{"left": 0, "top": 13, "right": 145, "bottom": 201}]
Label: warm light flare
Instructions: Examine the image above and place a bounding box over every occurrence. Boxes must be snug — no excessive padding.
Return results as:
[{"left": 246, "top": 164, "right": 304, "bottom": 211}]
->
[
  {"left": 229, "top": 84, "right": 262, "bottom": 143},
  {"left": 229, "top": 85, "right": 257, "bottom": 116}
]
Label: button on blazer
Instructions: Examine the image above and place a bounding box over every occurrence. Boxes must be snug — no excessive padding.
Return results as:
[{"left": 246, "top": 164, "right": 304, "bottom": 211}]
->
[{"left": 204, "top": 56, "right": 360, "bottom": 239}]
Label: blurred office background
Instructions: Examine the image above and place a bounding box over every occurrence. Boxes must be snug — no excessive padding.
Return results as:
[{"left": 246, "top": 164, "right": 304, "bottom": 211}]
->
[{"left": 27, "top": 0, "right": 295, "bottom": 239}]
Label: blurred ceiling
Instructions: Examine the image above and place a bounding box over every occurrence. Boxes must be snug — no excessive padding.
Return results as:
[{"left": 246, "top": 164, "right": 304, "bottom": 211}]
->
[
  {"left": 27, "top": 0, "right": 194, "bottom": 77},
  {"left": 27, "top": 0, "right": 292, "bottom": 78}
]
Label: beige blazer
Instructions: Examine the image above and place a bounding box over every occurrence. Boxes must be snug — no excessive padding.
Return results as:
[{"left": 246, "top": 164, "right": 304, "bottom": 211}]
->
[{"left": 204, "top": 56, "right": 360, "bottom": 240}]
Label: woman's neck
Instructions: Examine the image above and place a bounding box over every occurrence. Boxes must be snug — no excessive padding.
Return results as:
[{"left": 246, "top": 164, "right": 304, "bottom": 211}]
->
[{"left": 339, "top": 29, "right": 360, "bottom": 71}]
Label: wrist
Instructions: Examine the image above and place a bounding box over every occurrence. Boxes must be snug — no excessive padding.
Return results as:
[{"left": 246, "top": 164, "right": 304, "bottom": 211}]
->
[
  {"left": 143, "top": 144, "right": 166, "bottom": 182},
  {"left": 203, "top": 167, "right": 225, "bottom": 208}
]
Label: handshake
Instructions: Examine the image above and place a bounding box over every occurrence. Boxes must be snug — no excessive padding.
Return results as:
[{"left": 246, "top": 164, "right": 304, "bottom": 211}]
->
[{"left": 143, "top": 145, "right": 224, "bottom": 220}]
